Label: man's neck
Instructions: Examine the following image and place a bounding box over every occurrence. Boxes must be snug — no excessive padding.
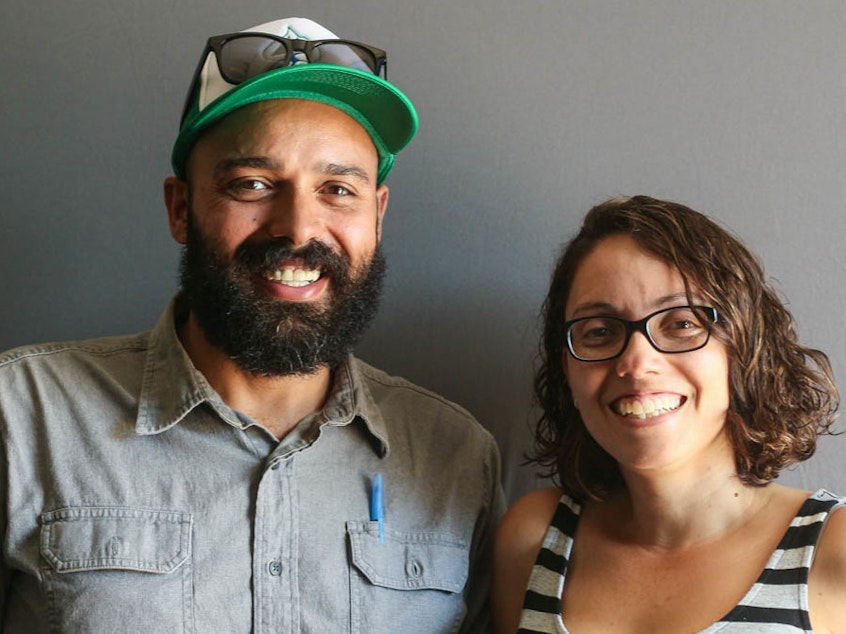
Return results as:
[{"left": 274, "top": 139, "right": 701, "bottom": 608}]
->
[{"left": 178, "top": 313, "right": 333, "bottom": 440}]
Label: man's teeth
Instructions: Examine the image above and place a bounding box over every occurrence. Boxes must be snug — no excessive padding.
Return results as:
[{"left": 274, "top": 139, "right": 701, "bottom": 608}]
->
[
  {"left": 615, "top": 396, "right": 682, "bottom": 420},
  {"left": 265, "top": 268, "right": 320, "bottom": 287}
]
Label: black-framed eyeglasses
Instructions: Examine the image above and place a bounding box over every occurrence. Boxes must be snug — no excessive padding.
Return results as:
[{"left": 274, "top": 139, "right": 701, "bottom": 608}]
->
[
  {"left": 180, "top": 32, "right": 388, "bottom": 124},
  {"left": 564, "top": 305, "right": 719, "bottom": 362}
]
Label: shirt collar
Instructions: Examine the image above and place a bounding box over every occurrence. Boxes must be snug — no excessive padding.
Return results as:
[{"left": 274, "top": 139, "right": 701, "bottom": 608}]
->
[
  {"left": 135, "top": 297, "right": 390, "bottom": 457},
  {"left": 135, "top": 297, "right": 218, "bottom": 435},
  {"left": 325, "top": 356, "right": 390, "bottom": 457}
]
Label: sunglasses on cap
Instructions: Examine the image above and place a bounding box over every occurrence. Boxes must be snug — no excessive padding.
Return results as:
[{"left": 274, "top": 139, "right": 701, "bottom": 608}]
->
[{"left": 180, "top": 32, "right": 388, "bottom": 125}]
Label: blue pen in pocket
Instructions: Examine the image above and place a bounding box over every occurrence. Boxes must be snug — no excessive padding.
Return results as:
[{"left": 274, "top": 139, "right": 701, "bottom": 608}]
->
[{"left": 370, "top": 473, "right": 385, "bottom": 544}]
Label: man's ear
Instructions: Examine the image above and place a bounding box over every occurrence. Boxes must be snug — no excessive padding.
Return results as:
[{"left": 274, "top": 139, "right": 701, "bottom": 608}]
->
[
  {"left": 375, "top": 184, "right": 389, "bottom": 242},
  {"left": 164, "top": 176, "right": 190, "bottom": 244}
]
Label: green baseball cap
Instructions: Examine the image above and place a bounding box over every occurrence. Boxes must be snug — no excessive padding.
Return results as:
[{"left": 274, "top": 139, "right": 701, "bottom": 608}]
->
[{"left": 171, "top": 18, "right": 418, "bottom": 184}]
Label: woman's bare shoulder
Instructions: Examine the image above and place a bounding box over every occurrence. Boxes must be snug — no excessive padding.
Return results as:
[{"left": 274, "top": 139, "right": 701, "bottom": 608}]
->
[
  {"left": 809, "top": 495, "right": 846, "bottom": 633},
  {"left": 501, "top": 486, "right": 564, "bottom": 535},
  {"left": 492, "top": 486, "right": 565, "bottom": 634}
]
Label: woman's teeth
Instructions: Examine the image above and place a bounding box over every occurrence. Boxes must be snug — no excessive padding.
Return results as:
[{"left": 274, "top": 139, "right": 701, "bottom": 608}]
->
[
  {"left": 614, "top": 395, "right": 682, "bottom": 420},
  {"left": 265, "top": 267, "right": 321, "bottom": 287}
]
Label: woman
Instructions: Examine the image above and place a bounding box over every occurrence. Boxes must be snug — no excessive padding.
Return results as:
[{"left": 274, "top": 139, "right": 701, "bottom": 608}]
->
[{"left": 493, "top": 196, "right": 846, "bottom": 633}]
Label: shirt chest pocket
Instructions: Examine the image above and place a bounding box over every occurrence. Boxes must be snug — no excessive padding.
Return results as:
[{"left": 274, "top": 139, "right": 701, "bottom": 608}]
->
[
  {"left": 347, "top": 521, "right": 469, "bottom": 634},
  {"left": 40, "top": 506, "right": 193, "bottom": 634}
]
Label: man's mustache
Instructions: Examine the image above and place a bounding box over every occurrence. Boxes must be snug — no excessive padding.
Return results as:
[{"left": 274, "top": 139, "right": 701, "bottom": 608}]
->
[{"left": 234, "top": 239, "right": 349, "bottom": 277}]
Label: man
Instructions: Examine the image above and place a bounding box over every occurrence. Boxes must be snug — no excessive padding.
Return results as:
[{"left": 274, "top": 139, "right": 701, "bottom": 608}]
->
[{"left": 0, "top": 17, "right": 504, "bottom": 633}]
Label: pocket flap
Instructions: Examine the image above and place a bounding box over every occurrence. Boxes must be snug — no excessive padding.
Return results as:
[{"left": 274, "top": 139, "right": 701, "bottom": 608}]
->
[
  {"left": 41, "top": 506, "right": 192, "bottom": 574},
  {"left": 347, "top": 521, "right": 468, "bottom": 592}
]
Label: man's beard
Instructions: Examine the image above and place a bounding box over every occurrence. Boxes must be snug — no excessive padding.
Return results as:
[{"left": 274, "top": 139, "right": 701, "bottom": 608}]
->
[{"left": 179, "top": 213, "right": 385, "bottom": 377}]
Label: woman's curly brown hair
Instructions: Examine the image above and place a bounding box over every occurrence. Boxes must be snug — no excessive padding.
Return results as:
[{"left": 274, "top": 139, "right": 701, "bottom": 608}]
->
[{"left": 530, "top": 195, "right": 839, "bottom": 501}]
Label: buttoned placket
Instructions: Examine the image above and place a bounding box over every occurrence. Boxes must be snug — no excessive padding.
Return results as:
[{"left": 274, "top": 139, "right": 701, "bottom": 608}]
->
[{"left": 253, "top": 456, "right": 299, "bottom": 633}]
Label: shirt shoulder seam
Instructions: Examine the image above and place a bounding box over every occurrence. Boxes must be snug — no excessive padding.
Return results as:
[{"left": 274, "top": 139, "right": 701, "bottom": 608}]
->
[
  {"left": 356, "top": 360, "right": 477, "bottom": 420},
  {"left": 0, "top": 338, "right": 149, "bottom": 369}
]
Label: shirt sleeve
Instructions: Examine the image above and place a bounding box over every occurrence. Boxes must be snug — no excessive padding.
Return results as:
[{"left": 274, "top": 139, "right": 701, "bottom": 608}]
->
[
  {"left": 460, "top": 432, "right": 506, "bottom": 634},
  {"left": 0, "top": 420, "right": 9, "bottom": 621}
]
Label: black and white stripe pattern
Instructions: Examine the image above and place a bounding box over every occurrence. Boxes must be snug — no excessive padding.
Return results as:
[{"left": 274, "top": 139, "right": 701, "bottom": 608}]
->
[{"left": 517, "top": 489, "right": 845, "bottom": 633}]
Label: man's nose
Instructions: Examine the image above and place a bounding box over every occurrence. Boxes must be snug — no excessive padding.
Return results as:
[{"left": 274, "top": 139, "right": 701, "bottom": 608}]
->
[{"left": 264, "top": 189, "right": 324, "bottom": 247}]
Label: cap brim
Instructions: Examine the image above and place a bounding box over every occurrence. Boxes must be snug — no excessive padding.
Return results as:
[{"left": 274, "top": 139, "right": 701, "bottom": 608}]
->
[{"left": 172, "top": 64, "right": 418, "bottom": 183}]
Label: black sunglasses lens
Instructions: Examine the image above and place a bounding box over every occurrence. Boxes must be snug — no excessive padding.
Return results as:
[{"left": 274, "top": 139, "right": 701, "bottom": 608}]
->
[
  {"left": 310, "top": 42, "right": 381, "bottom": 75},
  {"left": 217, "top": 36, "right": 292, "bottom": 83}
]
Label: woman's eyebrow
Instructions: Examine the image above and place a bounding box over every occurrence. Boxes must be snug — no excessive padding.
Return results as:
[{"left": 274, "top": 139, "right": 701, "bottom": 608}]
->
[
  {"left": 568, "top": 301, "right": 616, "bottom": 319},
  {"left": 568, "top": 292, "right": 695, "bottom": 319}
]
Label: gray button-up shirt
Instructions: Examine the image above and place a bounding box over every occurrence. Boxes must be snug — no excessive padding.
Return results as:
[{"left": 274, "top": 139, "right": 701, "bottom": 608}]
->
[{"left": 0, "top": 300, "right": 504, "bottom": 633}]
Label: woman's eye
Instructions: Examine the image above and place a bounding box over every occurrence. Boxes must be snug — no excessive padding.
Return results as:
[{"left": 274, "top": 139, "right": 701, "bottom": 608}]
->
[
  {"left": 662, "top": 319, "right": 705, "bottom": 340},
  {"left": 669, "top": 317, "right": 704, "bottom": 331}
]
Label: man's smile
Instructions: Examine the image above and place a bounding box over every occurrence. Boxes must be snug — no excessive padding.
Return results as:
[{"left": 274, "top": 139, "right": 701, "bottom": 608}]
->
[{"left": 264, "top": 265, "right": 322, "bottom": 287}]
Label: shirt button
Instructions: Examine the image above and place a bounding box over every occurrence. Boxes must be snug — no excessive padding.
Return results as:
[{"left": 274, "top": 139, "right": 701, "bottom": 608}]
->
[
  {"left": 406, "top": 559, "right": 423, "bottom": 578},
  {"left": 268, "top": 560, "right": 283, "bottom": 576}
]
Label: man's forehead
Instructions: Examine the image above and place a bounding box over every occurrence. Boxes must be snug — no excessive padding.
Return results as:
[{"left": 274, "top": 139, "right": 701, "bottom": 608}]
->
[
  {"left": 190, "top": 98, "right": 380, "bottom": 179},
  {"left": 210, "top": 155, "right": 373, "bottom": 184},
  {"left": 228, "top": 99, "right": 376, "bottom": 145}
]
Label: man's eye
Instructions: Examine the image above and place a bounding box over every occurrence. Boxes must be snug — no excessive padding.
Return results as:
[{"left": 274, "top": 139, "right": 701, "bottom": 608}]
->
[
  {"left": 235, "top": 179, "right": 269, "bottom": 192},
  {"left": 322, "top": 184, "right": 352, "bottom": 196},
  {"left": 226, "top": 179, "right": 272, "bottom": 200}
]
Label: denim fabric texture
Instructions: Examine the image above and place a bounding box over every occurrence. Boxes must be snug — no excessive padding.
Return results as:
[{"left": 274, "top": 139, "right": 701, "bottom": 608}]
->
[{"left": 0, "top": 299, "right": 504, "bottom": 633}]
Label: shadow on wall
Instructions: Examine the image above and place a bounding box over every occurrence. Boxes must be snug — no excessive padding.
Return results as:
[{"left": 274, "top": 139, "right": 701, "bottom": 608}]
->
[{"left": 358, "top": 287, "right": 547, "bottom": 502}]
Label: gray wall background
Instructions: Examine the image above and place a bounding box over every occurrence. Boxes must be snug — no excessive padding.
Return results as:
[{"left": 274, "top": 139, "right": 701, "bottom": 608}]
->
[{"left": 2, "top": 1, "right": 844, "bottom": 502}]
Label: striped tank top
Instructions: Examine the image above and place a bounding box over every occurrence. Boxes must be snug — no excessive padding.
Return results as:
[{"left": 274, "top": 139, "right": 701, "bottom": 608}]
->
[{"left": 519, "top": 489, "right": 845, "bottom": 633}]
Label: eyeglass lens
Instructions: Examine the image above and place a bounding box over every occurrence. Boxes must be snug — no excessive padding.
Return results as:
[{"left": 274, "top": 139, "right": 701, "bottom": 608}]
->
[
  {"left": 568, "top": 306, "right": 712, "bottom": 361},
  {"left": 218, "top": 37, "right": 290, "bottom": 83},
  {"left": 309, "top": 42, "right": 377, "bottom": 73},
  {"left": 217, "top": 36, "right": 381, "bottom": 85}
]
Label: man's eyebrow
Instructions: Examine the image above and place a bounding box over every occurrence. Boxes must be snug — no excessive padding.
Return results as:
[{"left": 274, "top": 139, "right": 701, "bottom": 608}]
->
[
  {"left": 214, "top": 156, "right": 279, "bottom": 177},
  {"left": 323, "top": 162, "right": 372, "bottom": 184},
  {"left": 211, "top": 158, "right": 373, "bottom": 184}
]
